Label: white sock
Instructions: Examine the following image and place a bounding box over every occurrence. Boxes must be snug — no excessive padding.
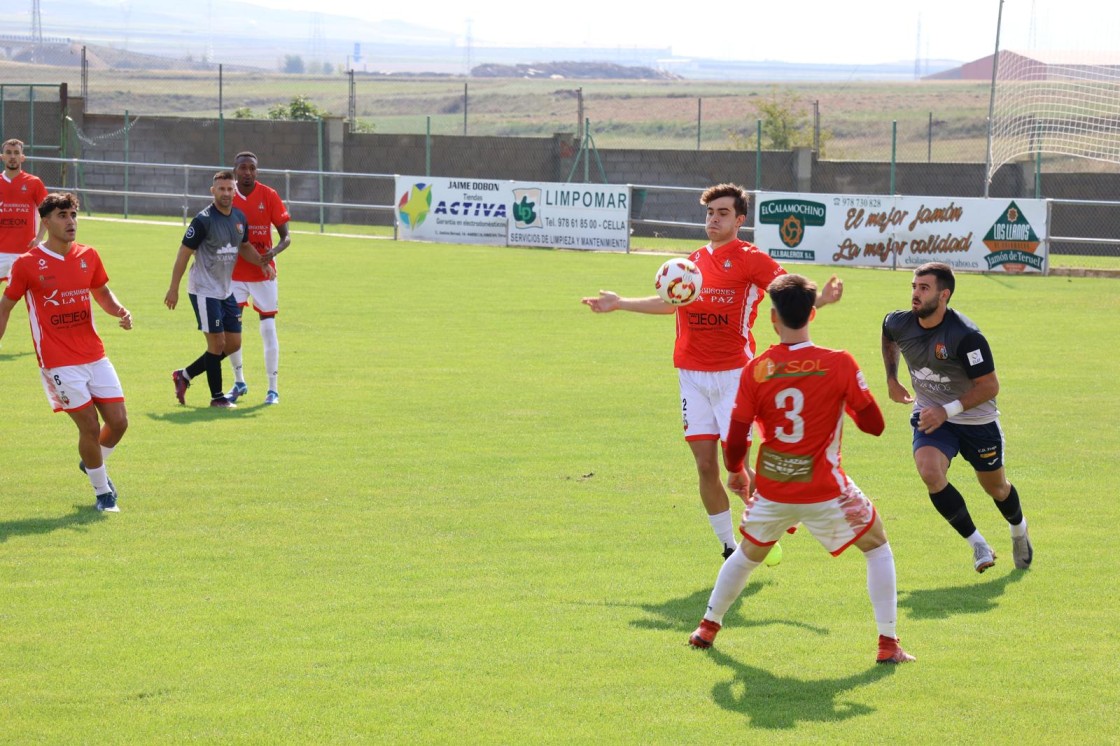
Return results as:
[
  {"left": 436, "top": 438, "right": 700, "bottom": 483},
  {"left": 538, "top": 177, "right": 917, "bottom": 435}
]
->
[
  {"left": 86, "top": 464, "right": 111, "bottom": 495},
  {"left": 965, "top": 530, "right": 988, "bottom": 548},
  {"left": 1010, "top": 517, "right": 1028, "bottom": 538},
  {"left": 703, "top": 549, "right": 760, "bottom": 625},
  {"left": 708, "top": 509, "right": 738, "bottom": 552},
  {"left": 101, "top": 444, "right": 115, "bottom": 462},
  {"left": 229, "top": 348, "right": 245, "bottom": 384},
  {"left": 260, "top": 317, "right": 279, "bottom": 391},
  {"left": 864, "top": 542, "right": 898, "bottom": 639}
]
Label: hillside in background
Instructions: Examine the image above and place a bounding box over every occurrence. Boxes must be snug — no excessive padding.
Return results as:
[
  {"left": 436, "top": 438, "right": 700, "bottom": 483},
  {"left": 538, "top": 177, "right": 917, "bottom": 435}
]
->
[{"left": 1, "top": 0, "right": 958, "bottom": 81}]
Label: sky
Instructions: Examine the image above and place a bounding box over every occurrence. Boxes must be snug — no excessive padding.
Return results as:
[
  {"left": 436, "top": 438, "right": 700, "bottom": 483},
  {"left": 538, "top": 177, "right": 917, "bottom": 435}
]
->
[{"left": 247, "top": 0, "right": 1118, "bottom": 66}]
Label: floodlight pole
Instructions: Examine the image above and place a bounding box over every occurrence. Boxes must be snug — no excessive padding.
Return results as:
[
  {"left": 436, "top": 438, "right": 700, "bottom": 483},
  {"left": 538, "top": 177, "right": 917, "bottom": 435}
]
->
[{"left": 983, "top": 0, "right": 1005, "bottom": 198}]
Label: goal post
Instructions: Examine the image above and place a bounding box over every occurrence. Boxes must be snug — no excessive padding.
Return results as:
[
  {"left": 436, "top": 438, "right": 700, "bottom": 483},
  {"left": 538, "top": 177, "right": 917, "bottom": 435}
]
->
[{"left": 985, "top": 2, "right": 1120, "bottom": 190}]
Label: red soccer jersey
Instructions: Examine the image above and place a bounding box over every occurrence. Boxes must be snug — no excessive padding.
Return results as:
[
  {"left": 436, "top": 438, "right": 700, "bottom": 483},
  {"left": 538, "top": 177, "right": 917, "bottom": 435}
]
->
[
  {"left": 730, "top": 342, "right": 877, "bottom": 503},
  {"left": 673, "top": 239, "right": 785, "bottom": 372},
  {"left": 0, "top": 172, "right": 49, "bottom": 254},
  {"left": 232, "top": 182, "right": 291, "bottom": 281},
  {"left": 4, "top": 243, "right": 109, "bottom": 369}
]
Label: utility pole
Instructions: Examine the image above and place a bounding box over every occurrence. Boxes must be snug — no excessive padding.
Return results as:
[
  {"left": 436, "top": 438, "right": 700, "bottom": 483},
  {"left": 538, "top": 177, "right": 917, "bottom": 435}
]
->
[{"left": 31, "top": 0, "right": 43, "bottom": 64}]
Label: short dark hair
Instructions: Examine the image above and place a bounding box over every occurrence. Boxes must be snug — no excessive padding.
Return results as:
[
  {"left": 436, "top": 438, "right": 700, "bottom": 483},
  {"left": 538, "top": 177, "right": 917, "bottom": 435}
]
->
[
  {"left": 700, "top": 183, "right": 750, "bottom": 217},
  {"left": 914, "top": 262, "right": 955, "bottom": 297},
  {"left": 213, "top": 170, "right": 235, "bottom": 182},
  {"left": 38, "top": 191, "right": 80, "bottom": 217},
  {"left": 234, "top": 151, "right": 258, "bottom": 164},
  {"left": 767, "top": 274, "right": 817, "bottom": 330}
]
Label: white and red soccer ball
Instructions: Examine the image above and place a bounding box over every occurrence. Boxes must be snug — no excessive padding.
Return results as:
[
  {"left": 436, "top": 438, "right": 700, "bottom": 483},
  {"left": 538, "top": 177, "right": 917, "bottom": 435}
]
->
[{"left": 654, "top": 258, "right": 703, "bottom": 305}]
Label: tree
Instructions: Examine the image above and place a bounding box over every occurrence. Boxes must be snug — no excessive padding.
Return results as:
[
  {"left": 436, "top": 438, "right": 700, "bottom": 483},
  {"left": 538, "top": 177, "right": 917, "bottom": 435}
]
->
[
  {"left": 282, "top": 55, "right": 305, "bottom": 74},
  {"left": 267, "top": 96, "right": 328, "bottom": 121},
  {"left": 729, "top": 88, "right": 832, "bottom": 156}
]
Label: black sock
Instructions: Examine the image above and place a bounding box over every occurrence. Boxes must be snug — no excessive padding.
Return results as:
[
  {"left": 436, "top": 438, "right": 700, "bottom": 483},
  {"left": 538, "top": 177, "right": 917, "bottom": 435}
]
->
[
  {"left": 204, "top": 351, "right": 224, "bottom": 399},
  {"left": 929, "top": 483, "right": 977, "bottom": 539},
  {"left": 994, "top": 484, "right": 1024, "bottom": 526},
  {"left": 185, "top": 352, "right": 208, "bottom": 380}
]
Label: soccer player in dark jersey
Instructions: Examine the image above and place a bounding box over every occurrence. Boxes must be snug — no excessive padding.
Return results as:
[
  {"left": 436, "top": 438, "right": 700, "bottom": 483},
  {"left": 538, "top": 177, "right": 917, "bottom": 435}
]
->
[
  {"left": 688, "top": 274, "right": 913, "bottom": 664},
  {"left": 881, "top": 262, "right": 1032, "bottom": 573},
  {"left": 165, "top": 171, "right": 274, "bottom": 408}
]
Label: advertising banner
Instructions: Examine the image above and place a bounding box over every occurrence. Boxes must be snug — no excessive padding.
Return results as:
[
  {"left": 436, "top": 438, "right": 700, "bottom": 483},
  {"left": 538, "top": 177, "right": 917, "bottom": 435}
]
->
[
  {"left": 506, "top": 183, "right": 630, "bottom": 252},
  {"left": 754, "top": 193, "right": 1049, "bottom": 274},
  {"left": 394, "top": 177, "right": 631, "bottom": 252},
  {"left": 394, "top": 177, "right": 509, "bottom": 246}
]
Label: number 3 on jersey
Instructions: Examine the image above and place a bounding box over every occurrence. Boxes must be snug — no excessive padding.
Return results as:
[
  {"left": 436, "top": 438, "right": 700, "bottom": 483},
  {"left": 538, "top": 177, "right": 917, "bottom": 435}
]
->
[{"left": 774, "top": 387, "right": 805, "bottom": 443}]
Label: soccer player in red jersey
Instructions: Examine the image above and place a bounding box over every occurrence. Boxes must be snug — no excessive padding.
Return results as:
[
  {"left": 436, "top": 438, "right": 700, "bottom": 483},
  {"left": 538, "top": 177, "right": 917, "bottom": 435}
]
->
[
  {"left": 0, "top": 138, "right": 49, "bottom": 286},
  {"left": 0, "top": 192, "right": 133, "bottom": 512},
  {"left": 582, "top": 184, "right": 842, "bottom": 560},
  {"left": 226, "top": 151, "right": 292, "bottom": 406},
  {"left": 687, "top": 274, "right": 913, "bottom": 664}
]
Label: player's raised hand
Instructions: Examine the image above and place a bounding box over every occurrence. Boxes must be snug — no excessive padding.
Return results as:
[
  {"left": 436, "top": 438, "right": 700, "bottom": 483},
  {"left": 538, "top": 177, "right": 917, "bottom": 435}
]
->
[
  {"left": 581, "top": 290, "right": 621, "bottom": 313},
  {"left": 818, "top": 274, "right": 844, "bottom": 306}
]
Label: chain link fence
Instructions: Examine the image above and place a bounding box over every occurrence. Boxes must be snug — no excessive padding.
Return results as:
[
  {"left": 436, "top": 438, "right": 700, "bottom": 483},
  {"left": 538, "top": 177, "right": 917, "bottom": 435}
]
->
[{"left": 3, "top": 62, "right": 1118, "bottom": 257}]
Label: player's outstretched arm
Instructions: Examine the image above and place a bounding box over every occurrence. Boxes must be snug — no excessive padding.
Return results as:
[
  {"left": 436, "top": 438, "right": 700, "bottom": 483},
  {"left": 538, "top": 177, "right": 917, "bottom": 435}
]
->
[
  {"left": 266, "top": 222, "right": 292, "bottom": 260},
  {"left": 881, "top": 333, "right": 913, "bottom": 404},
  {"left": 814, "top": 275, "right": 844, "bottom": 307},
  {"left": 581, "top": 291, "right": 674, "bottom": 314},
  {"left": 91, "top": 285, "right": 132, "bottom": 330},
  {"left": 238, "top": 241, "right": 275, "bottom": 279},
  {"left": 847, "top": 399, "right": 886, "bottom": 436},
  {"left": 165, "top": 244, "right": 193, "bottom": 310},
  {"left": 0, "top": 294, "right": 17, "bottom": 342}
]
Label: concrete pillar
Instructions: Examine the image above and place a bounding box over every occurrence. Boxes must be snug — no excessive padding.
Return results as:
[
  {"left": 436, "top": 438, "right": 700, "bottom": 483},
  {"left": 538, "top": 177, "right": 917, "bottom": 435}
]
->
[{"left": 793, "top": 147, "right": 814, "bottom": 193}]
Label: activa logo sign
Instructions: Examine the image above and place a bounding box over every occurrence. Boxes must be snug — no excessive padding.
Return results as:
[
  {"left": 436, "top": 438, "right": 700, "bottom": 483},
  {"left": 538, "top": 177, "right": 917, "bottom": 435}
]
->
[
  {"left": 398, "top": 183, "right": 433, "bottom": 229},
  {"left": 758, "top": 199, "right": 827, "bottom": 248},
  {"left": 982, "top": 201, "right": 1043, "bottom": 273}
]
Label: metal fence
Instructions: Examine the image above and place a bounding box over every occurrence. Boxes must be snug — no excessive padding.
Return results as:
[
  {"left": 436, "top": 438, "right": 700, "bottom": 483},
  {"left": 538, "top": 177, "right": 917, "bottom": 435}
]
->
[
  {"left": 31, "top": 155, "right": 397, "bottom": 232},
  {"left": 22, "top": 154, "right": 1120, "bottom": 260}
]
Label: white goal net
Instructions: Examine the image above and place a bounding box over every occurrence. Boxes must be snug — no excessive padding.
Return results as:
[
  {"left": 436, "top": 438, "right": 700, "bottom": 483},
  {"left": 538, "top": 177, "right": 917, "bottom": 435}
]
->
[{"left": 987, "top": 2, "right": 1120, "bottom": 182}]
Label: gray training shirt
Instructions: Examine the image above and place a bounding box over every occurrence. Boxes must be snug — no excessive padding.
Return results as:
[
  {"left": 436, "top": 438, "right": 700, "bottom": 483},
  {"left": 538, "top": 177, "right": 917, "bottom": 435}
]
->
[
  {"left": 182, "top": 203, "right": 249, "bottom": 300},
  {"left": 882, "top": 307, "right": 999, "bottom": 425}
]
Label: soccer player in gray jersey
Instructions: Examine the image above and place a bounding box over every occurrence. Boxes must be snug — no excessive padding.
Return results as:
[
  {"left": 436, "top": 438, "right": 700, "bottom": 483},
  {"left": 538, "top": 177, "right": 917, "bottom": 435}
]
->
[
  {"left": 881, "top": 262, "right": 1032, "bottom": 573},
  {"left": 165, "top": 171, "right": 274, "bottom": 408}
]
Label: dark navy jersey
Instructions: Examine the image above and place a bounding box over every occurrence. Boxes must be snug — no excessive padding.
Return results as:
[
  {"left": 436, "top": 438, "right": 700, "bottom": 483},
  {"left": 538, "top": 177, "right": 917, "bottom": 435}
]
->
[
  {"left": 182, "top": 204, "right": 248, "bottom": 299},
  {"left": 882, "top": 307, "right": 998, "bottom": 424}
]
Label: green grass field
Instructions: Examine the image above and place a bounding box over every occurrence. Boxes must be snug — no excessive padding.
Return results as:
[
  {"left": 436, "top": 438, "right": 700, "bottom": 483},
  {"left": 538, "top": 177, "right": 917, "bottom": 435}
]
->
[{"left": 2, "top": 220, "right": 1118, "bottom": 743}]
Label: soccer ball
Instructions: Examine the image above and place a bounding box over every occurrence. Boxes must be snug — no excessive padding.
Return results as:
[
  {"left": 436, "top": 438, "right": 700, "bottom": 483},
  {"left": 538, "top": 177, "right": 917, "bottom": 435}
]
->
[{"left": 654, "top": 258, "right": 703, "bottom": 305}]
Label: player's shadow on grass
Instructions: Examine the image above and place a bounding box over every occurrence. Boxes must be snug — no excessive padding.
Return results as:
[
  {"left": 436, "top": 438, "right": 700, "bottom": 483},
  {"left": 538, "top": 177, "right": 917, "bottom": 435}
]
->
[
  {"left": 629, "top": 586, "right": 895, "bottom": 728},
  {"left": 0, "top": 349, "right": 34, "bottom": 363},
  {"left": 145, "top": 404, "right": 267, "bottom": 424},
  {"left": 0, "top": 504, "right": 105, "bottom": 544},
  {"left": 630, "top": 582, "right": 829, "bottom": 638},
  {"left": 899, "top": 569, "right": 1027, "bottom": 620},
  {"left": 702, "top": 646, "right": 898, "bottom": 729}
]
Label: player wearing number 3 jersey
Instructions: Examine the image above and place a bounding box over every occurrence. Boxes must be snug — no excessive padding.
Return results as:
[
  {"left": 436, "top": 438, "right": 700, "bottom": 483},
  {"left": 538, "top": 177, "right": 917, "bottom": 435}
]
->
[
  {"left": 688, "top": 274, "right": 913, "bottom": 664},
  {"left": 582, "top": 183, "right": 844, "bottom": 561}
]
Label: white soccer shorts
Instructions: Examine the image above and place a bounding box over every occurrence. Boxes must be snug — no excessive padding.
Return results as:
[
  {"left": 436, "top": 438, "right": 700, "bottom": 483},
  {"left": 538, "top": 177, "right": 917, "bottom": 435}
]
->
[
  {"left": 678, "top": 367, "right": 744, "bottom": 442},
  {"left": 739, "top": 480, "right": 878, "bottom": 556},
  {"left": 231, "top": 279, "right": 279, "bottom": 316},
  {"left": 0, "top": 253, "right": 19, "bottom": 283},
  {"left": 40, "top": 357, "right": 125, "bottom": 413}
]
